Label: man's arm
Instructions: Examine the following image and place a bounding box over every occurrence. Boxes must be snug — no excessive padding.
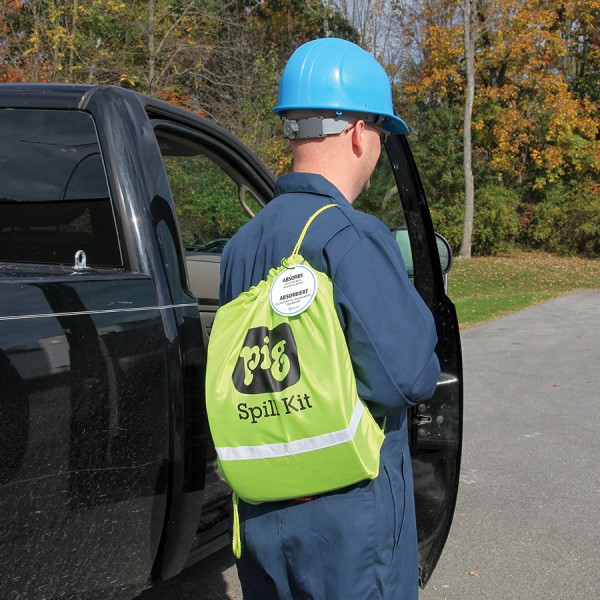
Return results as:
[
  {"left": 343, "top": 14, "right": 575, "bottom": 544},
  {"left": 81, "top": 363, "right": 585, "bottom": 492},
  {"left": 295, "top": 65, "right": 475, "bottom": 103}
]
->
[{"left": 331, "top": 228, "right": 440, "bottom": 417}]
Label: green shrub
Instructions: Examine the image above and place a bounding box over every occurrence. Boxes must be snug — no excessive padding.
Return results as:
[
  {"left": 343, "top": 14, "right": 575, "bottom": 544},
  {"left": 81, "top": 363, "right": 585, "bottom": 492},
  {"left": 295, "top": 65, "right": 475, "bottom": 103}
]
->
[
  {"left": 533, "top": 179, "right": 600, "bottom": 256},
  {"left": 430, "top": 185, "right": 520, "bottom": 255},
  {"left": 472, "top": 184, "right": 520, "bottom": 254},
  {"left": 429, "top": 197, "right": 465, "bottom": 252}
]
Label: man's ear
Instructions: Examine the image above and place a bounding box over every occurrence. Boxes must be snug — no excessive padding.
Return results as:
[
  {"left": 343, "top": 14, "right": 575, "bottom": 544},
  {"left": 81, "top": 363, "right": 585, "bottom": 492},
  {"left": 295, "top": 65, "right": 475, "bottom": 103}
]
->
[{"left": 351, "top": 120, "right": 366, "bottom": 157}]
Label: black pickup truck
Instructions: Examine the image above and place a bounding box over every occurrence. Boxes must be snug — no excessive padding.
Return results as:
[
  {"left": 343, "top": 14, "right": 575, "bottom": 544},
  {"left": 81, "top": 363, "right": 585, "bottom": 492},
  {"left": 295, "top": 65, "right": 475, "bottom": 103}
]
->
[{"left": 0, "top": 84, "right": 462, "bottom": 599}]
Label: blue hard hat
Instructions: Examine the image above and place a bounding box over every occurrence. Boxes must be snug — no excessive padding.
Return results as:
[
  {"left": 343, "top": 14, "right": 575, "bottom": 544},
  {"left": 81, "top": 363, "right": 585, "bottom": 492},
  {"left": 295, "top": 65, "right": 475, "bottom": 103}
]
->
[{"left": 273, "top": 38, "right": 409, "bottom": 135}]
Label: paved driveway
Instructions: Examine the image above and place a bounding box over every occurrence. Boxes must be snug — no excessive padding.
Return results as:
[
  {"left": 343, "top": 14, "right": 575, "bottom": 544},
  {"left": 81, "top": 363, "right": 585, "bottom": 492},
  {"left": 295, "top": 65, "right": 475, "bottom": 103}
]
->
[
  {"left": 138, "top": 290, "right": 600, "bottom": 600},
  {"left": 422, "top": 289, "right": 600, "bottom": 600}
]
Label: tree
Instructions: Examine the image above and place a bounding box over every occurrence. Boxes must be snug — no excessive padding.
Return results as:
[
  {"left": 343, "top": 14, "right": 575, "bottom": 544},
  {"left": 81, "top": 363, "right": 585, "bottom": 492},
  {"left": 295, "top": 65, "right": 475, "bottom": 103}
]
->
[
  {"left": 458, "top": 0, "right": 476, "bottom": 258},
  {"left": 195, "top": 0, "right": 357, "bottom": 173},
  {"left": 555, "top": 1, "right": 600, "bottom": 106},
  {"left": 389, "top": 0, "right": 600, "bottom": 255}
]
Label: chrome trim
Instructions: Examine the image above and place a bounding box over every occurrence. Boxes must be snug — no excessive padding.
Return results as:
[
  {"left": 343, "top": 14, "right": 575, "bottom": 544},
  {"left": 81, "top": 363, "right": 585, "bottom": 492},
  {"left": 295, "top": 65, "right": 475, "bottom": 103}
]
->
[
  {"left": 0, "top": 303, "right": 199, "bottom": 322},
  {"left": 436, "top": 372, "right": 459, "bottom": 386}
]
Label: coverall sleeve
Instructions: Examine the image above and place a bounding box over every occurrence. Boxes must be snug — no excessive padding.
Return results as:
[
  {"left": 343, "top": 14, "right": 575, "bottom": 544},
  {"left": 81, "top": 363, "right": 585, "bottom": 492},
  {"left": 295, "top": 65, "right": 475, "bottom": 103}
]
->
[{"left": 331, "top": 227, "right": 440, "bottom": 417}]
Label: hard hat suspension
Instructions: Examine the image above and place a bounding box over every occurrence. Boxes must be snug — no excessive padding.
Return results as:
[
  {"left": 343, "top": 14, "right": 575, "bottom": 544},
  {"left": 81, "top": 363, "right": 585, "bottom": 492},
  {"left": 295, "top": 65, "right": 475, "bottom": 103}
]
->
[{"left": 282, "top": 113, "right": 389, "bottom": 140}]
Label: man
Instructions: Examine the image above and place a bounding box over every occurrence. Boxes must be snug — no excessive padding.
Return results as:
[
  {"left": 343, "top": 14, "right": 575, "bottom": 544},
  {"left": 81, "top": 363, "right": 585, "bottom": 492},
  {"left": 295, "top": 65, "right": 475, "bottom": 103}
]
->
[{"left": 219, "top": 38, "right": 440, "bottom": 600}]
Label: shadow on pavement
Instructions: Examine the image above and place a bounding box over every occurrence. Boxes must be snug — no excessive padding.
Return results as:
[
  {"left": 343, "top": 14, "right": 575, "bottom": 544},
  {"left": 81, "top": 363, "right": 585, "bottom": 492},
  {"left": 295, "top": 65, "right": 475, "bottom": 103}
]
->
[{"left": 136, "top": 546, "right": 241, "bottom": 600}]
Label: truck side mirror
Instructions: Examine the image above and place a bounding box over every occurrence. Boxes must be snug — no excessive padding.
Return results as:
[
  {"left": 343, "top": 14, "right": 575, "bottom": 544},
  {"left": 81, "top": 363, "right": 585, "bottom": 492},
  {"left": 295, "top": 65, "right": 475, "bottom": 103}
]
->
[
  {"left": 435, "top": 233, "right": 453, "bottom": 294},
  {"left": 436, "top": 233, "right": 453, "bottom": 275}
]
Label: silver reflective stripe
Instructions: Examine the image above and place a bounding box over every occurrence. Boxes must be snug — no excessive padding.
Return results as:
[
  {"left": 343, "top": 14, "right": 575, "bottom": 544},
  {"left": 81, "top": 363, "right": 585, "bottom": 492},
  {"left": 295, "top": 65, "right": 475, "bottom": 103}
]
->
[{"left": 216, "top": 401, "right": 365, "bottom": 461}]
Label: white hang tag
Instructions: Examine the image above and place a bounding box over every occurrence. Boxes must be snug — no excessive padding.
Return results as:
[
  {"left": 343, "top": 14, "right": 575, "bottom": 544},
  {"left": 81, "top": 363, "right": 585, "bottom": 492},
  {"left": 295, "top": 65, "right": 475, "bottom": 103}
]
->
[{"left": 270, "top": 264, "right": 318, "bottom": 316}]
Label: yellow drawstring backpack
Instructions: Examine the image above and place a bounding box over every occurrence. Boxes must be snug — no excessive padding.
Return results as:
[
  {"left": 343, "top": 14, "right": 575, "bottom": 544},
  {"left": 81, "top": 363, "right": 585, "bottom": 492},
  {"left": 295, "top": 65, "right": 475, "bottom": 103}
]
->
[{"left": 205, "top": 205, "right": 385, "bottom": 554}]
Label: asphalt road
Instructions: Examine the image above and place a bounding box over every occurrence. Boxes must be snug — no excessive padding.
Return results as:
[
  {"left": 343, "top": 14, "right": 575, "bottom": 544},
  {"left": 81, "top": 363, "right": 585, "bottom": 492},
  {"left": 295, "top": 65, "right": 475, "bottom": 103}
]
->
[
  {"left": 137, "top": 289, "right": 600, "bottom": 600},
  {"left": 421, "top": 289, "right": 600, "bottom": 600}
]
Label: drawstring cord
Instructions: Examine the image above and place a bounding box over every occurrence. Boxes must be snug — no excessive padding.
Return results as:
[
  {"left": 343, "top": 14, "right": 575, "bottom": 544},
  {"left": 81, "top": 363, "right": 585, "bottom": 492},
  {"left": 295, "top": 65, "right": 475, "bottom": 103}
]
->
[
  {"left": 291, "top": 204, "right": 337, "bottom": 258},
  {"left": 232, "top": 491, "right": 241, "bottom": 559}
]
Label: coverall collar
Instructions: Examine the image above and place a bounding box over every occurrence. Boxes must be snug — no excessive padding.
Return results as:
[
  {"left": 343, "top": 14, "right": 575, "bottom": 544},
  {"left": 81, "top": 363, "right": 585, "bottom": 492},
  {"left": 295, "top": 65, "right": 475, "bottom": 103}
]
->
[{"left": 274, "top": 172, "right": 353, "bottom": 208}]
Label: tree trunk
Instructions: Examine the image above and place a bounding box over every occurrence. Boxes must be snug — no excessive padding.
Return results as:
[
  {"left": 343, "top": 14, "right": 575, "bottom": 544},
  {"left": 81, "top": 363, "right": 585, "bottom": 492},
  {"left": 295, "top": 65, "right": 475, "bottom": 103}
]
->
[
  {"left": 68, "top": 0, "right": 78, "bottom": 81},
  {"left": 458, "top": 0, "right": 476, "bottom": 259},
  {"left": 31, "top": 0, "right": 41, "bottom": 82},
  {"left": 148, "top": 0, "right": 156, "bottom": 95}
]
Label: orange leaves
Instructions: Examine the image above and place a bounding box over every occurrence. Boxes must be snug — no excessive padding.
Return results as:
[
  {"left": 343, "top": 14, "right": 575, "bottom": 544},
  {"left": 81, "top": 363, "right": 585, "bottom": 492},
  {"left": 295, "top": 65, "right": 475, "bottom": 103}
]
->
[
  {"left": 0, "top": 0, "right": 29, "bottom": 83},
  {"left": 403, "top": 0, "right": 600, "bottom": 190},
  {"left": 162, "top": 91, "right": 208, "bottom": 118},
  {"left": 476, "top": 0, "right": 600, "bottom": 186},
  {"left": 419, "top": 23, "right": 463, "bottom": 94},
  {"left": 404, "top": 0, "right": 464, "bottom": 99}
]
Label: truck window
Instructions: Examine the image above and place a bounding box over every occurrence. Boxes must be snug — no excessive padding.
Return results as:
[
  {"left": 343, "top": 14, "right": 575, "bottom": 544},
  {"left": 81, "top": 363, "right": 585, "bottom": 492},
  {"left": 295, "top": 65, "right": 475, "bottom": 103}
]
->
[
  {"left": 154, "top": 126, "right": 265, "bottom": 303},
  {"left": 155, "top": 129, "right": 263, "bottom": 253},
  {"left": 354, "top": 151, "right": 414, "bottom": 280},
  {"left": 163, "top": 153, "right": 253, "bottom": 253},
  {"left": 0, "top": 109, "right": 122, "bottom": 268}
]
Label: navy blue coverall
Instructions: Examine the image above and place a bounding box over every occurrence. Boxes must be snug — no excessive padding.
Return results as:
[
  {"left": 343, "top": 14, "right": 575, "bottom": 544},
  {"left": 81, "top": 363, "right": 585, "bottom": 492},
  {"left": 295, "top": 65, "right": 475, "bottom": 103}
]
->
[{"left": 219, "top": 172, "right": 440, "bottom": 600}]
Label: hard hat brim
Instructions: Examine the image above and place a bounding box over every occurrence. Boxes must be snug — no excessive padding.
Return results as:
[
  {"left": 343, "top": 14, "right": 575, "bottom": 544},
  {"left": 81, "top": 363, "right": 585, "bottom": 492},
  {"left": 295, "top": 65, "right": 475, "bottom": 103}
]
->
[{"left": 380, "top": 114, "right": 410, "bottom": 135}]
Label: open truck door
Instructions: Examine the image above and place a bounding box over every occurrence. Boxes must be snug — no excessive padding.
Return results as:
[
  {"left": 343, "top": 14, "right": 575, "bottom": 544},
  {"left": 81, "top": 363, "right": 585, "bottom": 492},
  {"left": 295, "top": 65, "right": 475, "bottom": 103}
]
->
[{"left": 355, "top": 134, "right": 463, "bottom": 587}]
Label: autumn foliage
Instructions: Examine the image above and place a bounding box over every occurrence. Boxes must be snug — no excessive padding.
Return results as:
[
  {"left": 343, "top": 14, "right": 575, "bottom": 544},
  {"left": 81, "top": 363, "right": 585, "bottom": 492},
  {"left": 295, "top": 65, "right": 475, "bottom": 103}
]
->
[
  {"left": 0, "top": 1, "right": 27, "bottom": 82},
  {"left": 1, "top": 0, "right": 598, "bottom": 256},
  {"left": 395, "top": 0, "right": 600, "bottom": 255}
]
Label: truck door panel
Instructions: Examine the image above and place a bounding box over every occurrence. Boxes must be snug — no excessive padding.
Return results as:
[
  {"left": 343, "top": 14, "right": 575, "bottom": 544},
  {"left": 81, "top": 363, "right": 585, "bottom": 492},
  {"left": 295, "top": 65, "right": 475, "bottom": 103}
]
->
[
  {"left": 0, "top": 107, "right": 171, "bottom": 598},
  {"left": 354, "top": 135, "right": 463, "bottom": 587}
]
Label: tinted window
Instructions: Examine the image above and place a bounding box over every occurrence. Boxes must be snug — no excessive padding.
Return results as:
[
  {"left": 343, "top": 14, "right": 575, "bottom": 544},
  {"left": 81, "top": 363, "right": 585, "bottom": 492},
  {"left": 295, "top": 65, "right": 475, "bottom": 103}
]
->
[
  {"left": 155, "top": 128, "right": 264, "bottom": 255},
  {"left": 0, "top": 109, "right": 122, "bottom": 267},
  {"left": 155, "top": 126, "right": 266, "bottom": 302},
  {"left": 354, "top": 151, "right": 414, "bottom": 279}
]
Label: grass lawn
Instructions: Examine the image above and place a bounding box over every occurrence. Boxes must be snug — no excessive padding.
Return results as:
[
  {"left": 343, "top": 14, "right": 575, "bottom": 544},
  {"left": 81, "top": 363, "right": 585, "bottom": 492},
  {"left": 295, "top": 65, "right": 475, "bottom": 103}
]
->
[{"left": 447, "top": 251, "right": 600, "bottom": 329}]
